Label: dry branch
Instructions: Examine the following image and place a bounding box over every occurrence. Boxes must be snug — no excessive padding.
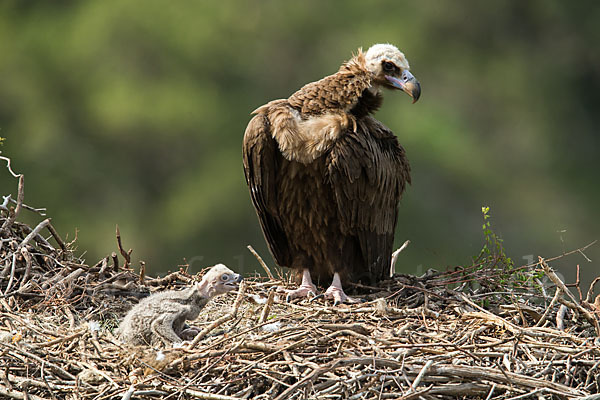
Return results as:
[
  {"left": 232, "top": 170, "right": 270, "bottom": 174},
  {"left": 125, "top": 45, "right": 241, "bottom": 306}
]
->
[
  {"left": 1, "top": 175, "right": 24, "bottom": 234},
  {"left": 540, "top": 257, "right": 600, "bottom": 335},
  {"left": 247, "top": 245, "right": 274, "bottom": 280},
  {"left": 116, "top": 225, "right": 132, "bottom": 269},
  {"left": 46, "top": 221, "right": 67, "bottom": 253},
  {"left": 390, "top": 239, "right": 410, "bottom": 278}
]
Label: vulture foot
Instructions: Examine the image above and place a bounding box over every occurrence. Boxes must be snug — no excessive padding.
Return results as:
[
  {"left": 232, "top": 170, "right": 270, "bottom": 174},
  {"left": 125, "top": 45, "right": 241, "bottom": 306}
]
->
[
  {"left": 313, "top": 272, "right": 361, "bottom": 306},
  {"left": 284, "top": 268, "right": 317, "bottom": 302},
  {"left": 285, "top": 283, "right": 317, "bottom": 302},
  {"left": 322, "top": 285, "right": 360, "bottom": 306}
]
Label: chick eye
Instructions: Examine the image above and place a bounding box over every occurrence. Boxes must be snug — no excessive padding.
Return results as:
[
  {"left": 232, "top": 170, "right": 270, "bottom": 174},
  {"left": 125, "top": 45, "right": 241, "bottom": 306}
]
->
[
  {"left": 382, "top": 61, "right": 395, "bottom": 72},
  {"left": 221, "top": 274, "right": 229, "bottom": 281}
]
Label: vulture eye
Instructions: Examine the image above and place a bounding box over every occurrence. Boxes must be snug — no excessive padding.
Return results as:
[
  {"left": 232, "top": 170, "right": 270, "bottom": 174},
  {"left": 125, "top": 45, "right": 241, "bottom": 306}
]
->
[
  {"left": 382, "top": 61, "right": 395, "bottom": 72},
  {"left": 220, "top": 274, "right": 229, "bottom": 281}
]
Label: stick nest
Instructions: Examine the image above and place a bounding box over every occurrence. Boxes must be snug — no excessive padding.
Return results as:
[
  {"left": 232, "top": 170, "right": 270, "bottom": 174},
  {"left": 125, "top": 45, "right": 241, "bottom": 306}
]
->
[{"left": 1, "top": 173, "right": 600, "bottom": 400}]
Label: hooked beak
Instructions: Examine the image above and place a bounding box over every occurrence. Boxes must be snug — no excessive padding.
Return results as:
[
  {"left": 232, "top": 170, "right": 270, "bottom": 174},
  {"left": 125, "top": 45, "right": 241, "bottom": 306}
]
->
[
  {"left": 231, "top": 274, "right": 243, "bottom": 288},
  {"left": 223, "top": 274, "right": 243, "bottom": 290},
  {"left": 385, "top": 70, "right": 421, "bottom": 103}
]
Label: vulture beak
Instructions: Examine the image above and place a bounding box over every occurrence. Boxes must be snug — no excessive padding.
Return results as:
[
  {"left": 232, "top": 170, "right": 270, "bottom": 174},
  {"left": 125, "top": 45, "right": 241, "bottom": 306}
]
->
[{"left": 385, "top": 70, "right": 421, "bottom": 103}]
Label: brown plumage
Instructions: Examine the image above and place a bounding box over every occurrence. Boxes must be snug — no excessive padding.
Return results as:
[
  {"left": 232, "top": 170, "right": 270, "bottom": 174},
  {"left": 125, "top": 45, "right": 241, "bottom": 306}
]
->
[{"left": 243, "top": 44, "right": 420, "bottom": 304}]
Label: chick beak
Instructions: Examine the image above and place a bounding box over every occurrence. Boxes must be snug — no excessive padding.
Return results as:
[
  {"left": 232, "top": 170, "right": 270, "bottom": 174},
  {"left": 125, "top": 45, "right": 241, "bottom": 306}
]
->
[
  {"left": 225, "top": 275, "right": 241, "bottom": 291},
  {"left": 385, "top": 70, "right": 421, "bottom": 103}
]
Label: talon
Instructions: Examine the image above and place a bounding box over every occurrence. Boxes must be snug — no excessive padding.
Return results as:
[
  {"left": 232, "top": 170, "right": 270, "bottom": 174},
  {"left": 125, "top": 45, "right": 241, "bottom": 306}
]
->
[
  {"left": 331, "top": 290, "right": 344, "bottom": 306},
  {"left": 284, "top": 268, "right": 318, "bottom": 302},
  {"left": 322, "top": 272, "right": 360, "bottom": 305},
  {"left": 310, "top": 293, "right": 325, "bottom": 303}
]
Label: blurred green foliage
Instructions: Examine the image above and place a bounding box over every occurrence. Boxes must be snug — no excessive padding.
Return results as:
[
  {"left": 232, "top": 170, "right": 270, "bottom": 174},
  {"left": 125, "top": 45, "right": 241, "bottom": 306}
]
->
[{"left": 0, "top": 1, "right": 598, "bottom": 286}]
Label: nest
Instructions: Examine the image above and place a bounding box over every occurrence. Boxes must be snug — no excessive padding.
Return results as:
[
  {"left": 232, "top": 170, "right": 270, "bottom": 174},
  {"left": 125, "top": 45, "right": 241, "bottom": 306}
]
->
[{"left": 2, "top": 160, "right": 600, "bottom": 399}]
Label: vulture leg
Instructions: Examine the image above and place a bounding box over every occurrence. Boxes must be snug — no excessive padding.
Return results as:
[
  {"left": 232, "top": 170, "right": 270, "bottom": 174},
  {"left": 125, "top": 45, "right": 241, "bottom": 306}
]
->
[
  {"left": 285, "top": 268, "right": 318, "bottom": 302},
  {"left": 322, "top": 272, "right": 359, "bottom": 306}
]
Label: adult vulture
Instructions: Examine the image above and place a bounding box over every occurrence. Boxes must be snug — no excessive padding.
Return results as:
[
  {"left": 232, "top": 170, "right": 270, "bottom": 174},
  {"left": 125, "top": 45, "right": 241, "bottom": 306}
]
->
[{"left": 243, "top": 43, "right": 420, "bottom": 304}]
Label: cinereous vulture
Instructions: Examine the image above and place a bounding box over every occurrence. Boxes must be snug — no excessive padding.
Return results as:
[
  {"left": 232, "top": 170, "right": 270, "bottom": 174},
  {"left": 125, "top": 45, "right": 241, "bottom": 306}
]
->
[{"left": 243, "top": 43, "right": 420, "bottom": 304}]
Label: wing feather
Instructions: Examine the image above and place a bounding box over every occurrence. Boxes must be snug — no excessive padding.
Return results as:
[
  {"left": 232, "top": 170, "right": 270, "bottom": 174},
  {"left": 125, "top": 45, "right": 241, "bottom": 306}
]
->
[
  {"left": 326, "top": 117, "right": 411, "bottom": 281},
  {"left": 242, "top": 113, "right": 292, "bottom": 266}
]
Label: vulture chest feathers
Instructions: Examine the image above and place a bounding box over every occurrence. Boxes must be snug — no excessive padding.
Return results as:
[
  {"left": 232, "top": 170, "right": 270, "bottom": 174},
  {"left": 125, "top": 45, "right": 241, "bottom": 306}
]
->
[{"left": 243, "top": 44, "right": 420, "bottom": 293}]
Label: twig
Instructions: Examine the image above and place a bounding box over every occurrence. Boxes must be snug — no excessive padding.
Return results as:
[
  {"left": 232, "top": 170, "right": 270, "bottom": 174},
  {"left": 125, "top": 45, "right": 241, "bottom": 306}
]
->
[
  {"left": 390, "top": 240, "right": 410, "bottom": 278},
  {"left": 4, "top": 254, "right": 17, "bottom": 294},
  {"left": 0, "top": 195, "right": 11, "bottom": 211},
  {"left": 1, "top": 175, "right": 24, "bottom": 233},
  {"left": 0, "top": 385, "right": 48, "bottom": 400},
  {"left": 321, "top": 323, "right": 371, "bottom": 335},
  {"left": 18, "top": 218, "right": 50, "bottom": 249},
  {"left": 54, "top": 268, "right": 85, "bottom": 289},
  {"left": 573, "top": 395, "right": 600, "bottom": 400},
  {"left": 247, "top": 245, "right": 274, "bottom": 280},
  {"left": 1, "top": 343, "right": 78, "bottom": 381},
  {"left": 0, "top": 155, "right": 20, "bottom": 178},
  {"left": 586, "top": 276, "right": 600, "bottom": 304},
  {"left": 485, "top": 383, "right": 496, "bottom": 400},
  {"left": 408, "top": 360, "right": 433, "bottom": 392},
  {"left": 97, "top": 256, "right": 109, "bottom": 275},
  {"left": 8, "top": 198, "right": 46, "bottom": 216},
  {"left": 40, "top": 361, "right": 58, "bottom": 400},
  {"left": 116, "top": 225, "right": 132, "bottom": 269},
  {"left": 535, "top": 287, "right": 560, "bottom": 327},
  {"left": 556, "top": 304, "right": 568, "bottom": 331},
  {"left": 578, "top": 248, "right": 593, "bottom": 263},
  {"left": 258, "top": 289, "right": 275, "bottom": 324},
  {"left": 46, "top": 221, "right": 67, "bottom": 253},
  {"left": 18, "top": 247, "right": 33, "bottom": 290},
  {"left": 120, "top": 385, "right": 135, "bottom": 400},
  {"left": 540, "top": 257, "right": 600, "bottom": 335},
  {"left": 139, "top": 261, "right": 146, "bottom": 284},
  {"left": 160, "top": 386, "right": 241, "bottom": 400},
  {"left": 564, "top": 264, "right": 584, "bottom": 301},
  {"left": 521, "top": 241, "right": 597, "bottom": 269},
  {"left": 32, "top": 331, "right": 86, "bottom": 348},
  {"left": 111, "top": 252, "right": 119, "bottom": 272}
]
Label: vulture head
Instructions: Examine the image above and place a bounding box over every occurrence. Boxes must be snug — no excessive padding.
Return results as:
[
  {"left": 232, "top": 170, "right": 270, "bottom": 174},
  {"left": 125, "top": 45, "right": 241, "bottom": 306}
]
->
[
  {"left": 365, "top": 43, "right": 421, "bottom": 103},
  {"left": 198, "top": 263, "right": 243, "bottom": 297}
]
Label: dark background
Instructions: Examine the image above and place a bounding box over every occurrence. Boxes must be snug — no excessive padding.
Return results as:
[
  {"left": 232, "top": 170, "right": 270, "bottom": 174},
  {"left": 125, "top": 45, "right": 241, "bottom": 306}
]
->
[{"left": 1, "top": 1, "right": 597, "bottom": 287}]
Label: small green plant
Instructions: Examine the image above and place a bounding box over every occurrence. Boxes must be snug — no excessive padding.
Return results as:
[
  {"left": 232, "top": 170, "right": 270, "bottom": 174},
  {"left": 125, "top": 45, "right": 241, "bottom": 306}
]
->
[
  {"left": 476, "top": 206, "right": 513, "bottom": 268},
  {"left": 473, "top": 206, "right": 543, "bottom": 293}
]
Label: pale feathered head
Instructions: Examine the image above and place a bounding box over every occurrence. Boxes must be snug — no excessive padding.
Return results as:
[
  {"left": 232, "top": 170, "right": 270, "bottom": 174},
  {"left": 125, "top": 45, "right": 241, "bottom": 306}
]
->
[
  {"left": 364, "top": 43, "right": 421, "bottom": 102},
  {"left": 199, "top": 264, "right": 242, "bottom": 297}
]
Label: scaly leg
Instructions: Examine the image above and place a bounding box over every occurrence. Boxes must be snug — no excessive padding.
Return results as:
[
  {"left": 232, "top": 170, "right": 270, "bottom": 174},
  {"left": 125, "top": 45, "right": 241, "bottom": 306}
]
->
[
  {"left": 285, "top": 268, "right": 318, "bottom": 302},
  {"left": 322, "top": 272, "right": 360, "bottom": 306}
]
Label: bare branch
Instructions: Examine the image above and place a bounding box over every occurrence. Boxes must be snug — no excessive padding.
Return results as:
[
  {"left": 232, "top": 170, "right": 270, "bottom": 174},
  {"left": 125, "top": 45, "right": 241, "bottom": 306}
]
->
[
  {"left": 46, "top": 220, "right": 67, "bottom": 252},
  {"left": 0, "top": 155, "right": 20, "bottom": 178},
  {"left": 247, "top": 245, "right": 274, "bottom": 280},
  {"left": 1, "top": 175, "right": 24, "bottom": 233},
  {"left": 390, "top": 239, "right": 410, "bottom": 277},
  {"left": 18, "top": 218, "right": 50, "bottom": 249},
  {"left": 115, "top": 225, "right": 132, "bottom": 269}
]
